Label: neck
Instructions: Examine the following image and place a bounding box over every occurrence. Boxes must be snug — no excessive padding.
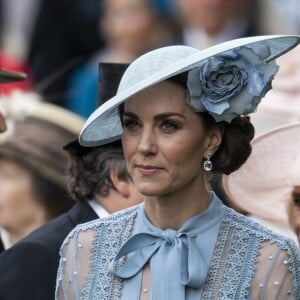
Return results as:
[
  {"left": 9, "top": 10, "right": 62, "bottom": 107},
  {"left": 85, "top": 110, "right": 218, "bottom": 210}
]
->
[
  {"left": 95, "top": 189, "right": 128, "bottom": 214},
  {"left": 144, "top": 177, "right": 212, "bottom": 230}
]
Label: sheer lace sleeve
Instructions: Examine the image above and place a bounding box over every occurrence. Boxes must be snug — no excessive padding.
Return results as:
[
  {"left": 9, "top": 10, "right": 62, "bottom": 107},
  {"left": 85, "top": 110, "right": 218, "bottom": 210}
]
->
[
  {"left": 250, "top": 240, "right": 300, "bottom": 299},
  {"left": 55, "top": 227, "right": 96, "bottom": 300}
]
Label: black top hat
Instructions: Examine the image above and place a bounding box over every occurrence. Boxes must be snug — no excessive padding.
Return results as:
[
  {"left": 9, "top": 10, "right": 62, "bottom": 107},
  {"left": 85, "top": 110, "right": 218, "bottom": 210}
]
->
[
  {"left": 0, "top": 69, "right": 27, "bottom": 83},
  {"left": 63, "top": 63, "right": 129, "bottom": 153}
]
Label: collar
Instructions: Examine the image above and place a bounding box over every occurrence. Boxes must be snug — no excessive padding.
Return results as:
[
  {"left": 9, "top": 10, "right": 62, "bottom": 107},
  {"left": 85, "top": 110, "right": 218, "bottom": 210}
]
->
[{"left": 88, "top": 200, "right": 109, "bottom": 218}]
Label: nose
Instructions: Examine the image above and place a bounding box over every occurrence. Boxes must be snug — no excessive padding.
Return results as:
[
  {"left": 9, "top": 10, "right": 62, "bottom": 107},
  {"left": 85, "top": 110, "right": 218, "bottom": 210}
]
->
[{"left": 137, "top": 127, "right": 157, "bottom": 156}]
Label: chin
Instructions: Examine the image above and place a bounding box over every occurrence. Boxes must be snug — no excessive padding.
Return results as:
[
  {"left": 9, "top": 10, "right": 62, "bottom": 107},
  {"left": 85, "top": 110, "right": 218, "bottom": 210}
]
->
[{"left": 137, "top": 184, "right": 166, "bottom": 197}]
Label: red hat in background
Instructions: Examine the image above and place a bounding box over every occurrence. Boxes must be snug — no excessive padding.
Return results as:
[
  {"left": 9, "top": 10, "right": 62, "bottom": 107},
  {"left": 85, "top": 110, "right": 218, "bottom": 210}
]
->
[{"left": 0, "top": 51, "right": 33, "bottom": 94}]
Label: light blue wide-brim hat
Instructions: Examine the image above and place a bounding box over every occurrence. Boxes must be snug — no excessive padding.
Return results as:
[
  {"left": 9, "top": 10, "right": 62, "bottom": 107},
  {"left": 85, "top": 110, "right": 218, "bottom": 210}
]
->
[{"left": 80, "top": 35, "right": 300, "bottom": 147}]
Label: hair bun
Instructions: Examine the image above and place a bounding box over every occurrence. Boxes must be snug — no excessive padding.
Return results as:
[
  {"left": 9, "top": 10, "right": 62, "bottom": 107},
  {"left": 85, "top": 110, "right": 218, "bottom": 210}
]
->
[{"left": 212, "top": 116, "right": 255, "bottom": 175}]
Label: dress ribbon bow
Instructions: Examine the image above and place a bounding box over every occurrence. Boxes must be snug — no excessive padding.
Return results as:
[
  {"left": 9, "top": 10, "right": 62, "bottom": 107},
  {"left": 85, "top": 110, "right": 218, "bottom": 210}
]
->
[{"left": 109, "top": 229, "right": 208, "bottom": 289}]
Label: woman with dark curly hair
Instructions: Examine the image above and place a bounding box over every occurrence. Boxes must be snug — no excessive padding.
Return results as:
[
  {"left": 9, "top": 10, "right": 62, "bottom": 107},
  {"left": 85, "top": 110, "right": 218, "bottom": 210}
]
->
[{"left": 57, "top": 36, "right": 300, "bottom": 300}]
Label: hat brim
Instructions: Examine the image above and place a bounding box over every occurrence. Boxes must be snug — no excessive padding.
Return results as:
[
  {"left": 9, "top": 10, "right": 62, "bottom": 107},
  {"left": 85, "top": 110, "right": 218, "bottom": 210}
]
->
[
  {"left": 0, "top": 69, "right": 27, "bottom": 83},
  {"left": 223, "top": 122, "right": 300, "bottom": 227},
  {"left": 63, "top": 137, "right": 122, "bottom": 154},
  {"left": 80, "top": 35, "right": 300, "bottom": 147}
]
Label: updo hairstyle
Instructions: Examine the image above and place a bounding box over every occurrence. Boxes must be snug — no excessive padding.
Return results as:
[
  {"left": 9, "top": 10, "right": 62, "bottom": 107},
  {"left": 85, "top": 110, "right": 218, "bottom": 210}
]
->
[{"left": 200, "top": 113, "right": 254, "bottom": 175}]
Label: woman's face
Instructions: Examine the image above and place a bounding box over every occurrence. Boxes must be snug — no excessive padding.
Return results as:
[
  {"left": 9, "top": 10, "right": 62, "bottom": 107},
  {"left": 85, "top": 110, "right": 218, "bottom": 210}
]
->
[
  {"left": 0, "top": 159, "right": 42, "bottom": 233},
  {"left": 122, "top": 81, "right": 221, "bottom": 197}
]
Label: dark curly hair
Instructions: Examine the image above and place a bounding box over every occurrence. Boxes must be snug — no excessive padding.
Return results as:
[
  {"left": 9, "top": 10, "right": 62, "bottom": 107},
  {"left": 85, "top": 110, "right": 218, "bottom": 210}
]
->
[{"left": 66, "top": 143, "right": 131, "bottom": 202}]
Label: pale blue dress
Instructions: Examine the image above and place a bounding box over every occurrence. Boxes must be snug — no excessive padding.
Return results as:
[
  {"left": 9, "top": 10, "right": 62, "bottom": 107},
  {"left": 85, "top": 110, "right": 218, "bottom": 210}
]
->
[{"left": 56, "top": 193, "right": 300, "bottom": 299}]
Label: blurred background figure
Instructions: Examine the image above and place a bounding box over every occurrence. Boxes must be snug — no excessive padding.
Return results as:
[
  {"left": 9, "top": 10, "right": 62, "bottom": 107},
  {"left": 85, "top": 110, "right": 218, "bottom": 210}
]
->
[
  {"left": 176, "top": 0, "right": 259, "bottom": 49},
  {"left": 223, "top": 123, "right": 300, "bottom": 246},
  {"left": 65, "top": 0, "right": 179, "bottom": 118},
  {"left": 257, "top": 0, "right": 300, "bottom": 35},
  {"left": 0, "top": 92, "right": 84, "bottom": 248},
  {"left": 0, "top": 62, "right": 142, "bottom": 300},
  {"left": 0, "top": 0, "right": 104, "bottom": 105},
  {"left": 0, "top": 67, "right": 27, "bottom": 252},
  {"left": 0, "top": 135, "right": 143, "bottom": 300},
  {"left": 99, "top": 0, "right": 178, "bottom": 62}
]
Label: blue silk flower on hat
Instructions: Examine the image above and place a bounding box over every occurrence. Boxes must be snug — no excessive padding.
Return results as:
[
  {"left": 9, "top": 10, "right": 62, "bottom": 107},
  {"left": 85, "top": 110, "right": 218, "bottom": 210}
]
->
[{"left": 187, "top": 45, "right": 279, "bottom": 123}]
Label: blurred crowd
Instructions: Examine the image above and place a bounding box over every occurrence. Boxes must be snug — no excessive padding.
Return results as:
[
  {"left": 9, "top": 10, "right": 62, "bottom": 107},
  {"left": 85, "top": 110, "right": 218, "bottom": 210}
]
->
[
  {"left": 0, "top": 0, "right": 300, "bottom": 255},
  {"left": 0, "top": 0, "right": 299, "bottom": 113}
]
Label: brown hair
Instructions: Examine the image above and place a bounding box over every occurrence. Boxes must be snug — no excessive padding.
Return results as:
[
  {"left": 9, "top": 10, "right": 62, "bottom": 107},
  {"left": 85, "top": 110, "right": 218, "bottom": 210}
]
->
[
  {"left": 200, "top": 112, "right": 254, "bottom": 175},
  {"left": 67, "top": 144, "right": 131, "bottom": 202}
]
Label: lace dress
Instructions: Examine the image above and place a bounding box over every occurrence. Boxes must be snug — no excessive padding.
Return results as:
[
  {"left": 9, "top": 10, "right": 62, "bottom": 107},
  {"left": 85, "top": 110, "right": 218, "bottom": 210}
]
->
[{"left": 56, "top": 194, "right": 300, "bottom": 299}]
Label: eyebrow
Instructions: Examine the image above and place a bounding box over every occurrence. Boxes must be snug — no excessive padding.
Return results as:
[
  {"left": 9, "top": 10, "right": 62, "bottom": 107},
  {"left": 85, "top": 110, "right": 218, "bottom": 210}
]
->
[{"left": 123, "top": 112, "right": 186, "bottom": 121}]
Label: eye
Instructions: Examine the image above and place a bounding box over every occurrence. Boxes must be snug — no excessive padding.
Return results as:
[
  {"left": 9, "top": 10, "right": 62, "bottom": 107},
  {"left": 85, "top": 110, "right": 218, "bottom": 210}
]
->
[
  {"left": 122, "top": 118, "right": 140, "bottom": 131},
  {"left": 160, "top": 120, "right": 180, "bottom": 132}
]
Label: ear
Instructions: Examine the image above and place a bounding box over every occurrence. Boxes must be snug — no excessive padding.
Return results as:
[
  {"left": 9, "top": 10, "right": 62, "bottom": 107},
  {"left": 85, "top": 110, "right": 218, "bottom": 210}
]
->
[
  {"left": 109, "top": 168, "right": 130, "bottom": 198},
  {"left": 204, "top": 126, "right": 223, "bottom": 157}
]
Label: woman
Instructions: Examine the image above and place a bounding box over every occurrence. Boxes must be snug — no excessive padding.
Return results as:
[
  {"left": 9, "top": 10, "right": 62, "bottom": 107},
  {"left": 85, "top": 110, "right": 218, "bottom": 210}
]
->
[
  {"left": 0, "top": 92, "right": 84, "bottom": 248},
  {"left": 56, "top": 36, "right": 300, "bottom": 299}
]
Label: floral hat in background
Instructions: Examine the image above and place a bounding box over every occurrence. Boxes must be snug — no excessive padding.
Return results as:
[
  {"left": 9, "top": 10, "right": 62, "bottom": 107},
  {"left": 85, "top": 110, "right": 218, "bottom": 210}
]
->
[{"left": 79, "top": 35, "right": 300, "bottom": 147}]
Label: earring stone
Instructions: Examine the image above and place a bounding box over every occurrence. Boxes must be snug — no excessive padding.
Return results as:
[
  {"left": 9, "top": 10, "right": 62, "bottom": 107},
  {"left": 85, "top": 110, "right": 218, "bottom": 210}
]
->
[{"left": 203, "top": 155, "right": 213, "bottom": 171}]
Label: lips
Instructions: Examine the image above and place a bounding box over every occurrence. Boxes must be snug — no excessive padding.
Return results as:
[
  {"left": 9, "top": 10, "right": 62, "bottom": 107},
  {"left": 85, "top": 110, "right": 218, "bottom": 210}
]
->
[{"left": 136, "top": 164, "right": 163, "bottom": 175}]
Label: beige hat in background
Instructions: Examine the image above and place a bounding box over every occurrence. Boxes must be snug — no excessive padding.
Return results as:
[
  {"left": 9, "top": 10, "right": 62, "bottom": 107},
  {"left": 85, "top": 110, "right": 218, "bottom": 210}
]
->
[
  {"left": 0, "top": 91, "right": 84, "bottom": 188},
  {"left": 223, "top": 123, "right": 300, "bottom": 243},
  {"left": 251, "top": 45, "right": 300, "bottom": 136}
]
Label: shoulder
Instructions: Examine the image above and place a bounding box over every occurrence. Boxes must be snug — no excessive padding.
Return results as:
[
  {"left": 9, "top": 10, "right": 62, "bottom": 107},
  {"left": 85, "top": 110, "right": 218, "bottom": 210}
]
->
[
  {"left": 216, "top": 207, "right": 300, "bottom": 297},
  {"left": 0, "top": 240, "right": 58, "bottom": 296},
  {"left": 223, "top": 207, "right": 299, "bottom": 250},
  {"left": 74, "top": 204, "right": 139, "bottom": 232},
  {"left": 61, "top": 205, "right": 140, "bottom": 250},
  {"left": 0, "top": 240, "right": 51, "bottom": 264},
  {"left": 0, "top": 212, "right": 75, "bottom": 286}
]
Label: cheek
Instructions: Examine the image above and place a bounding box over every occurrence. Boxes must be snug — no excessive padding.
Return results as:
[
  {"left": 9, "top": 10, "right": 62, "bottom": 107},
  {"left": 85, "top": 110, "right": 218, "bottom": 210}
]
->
[
  {"left": 163, "top": 136, "right": 203, "bottom": 166},
  {"left": 122, "top": 135, "right": 135, "bottom": 159}
]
